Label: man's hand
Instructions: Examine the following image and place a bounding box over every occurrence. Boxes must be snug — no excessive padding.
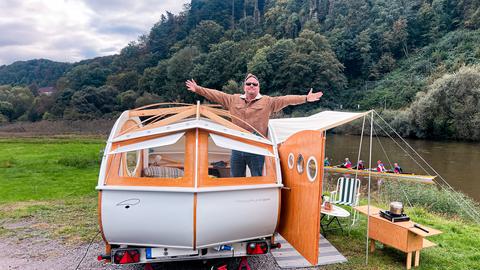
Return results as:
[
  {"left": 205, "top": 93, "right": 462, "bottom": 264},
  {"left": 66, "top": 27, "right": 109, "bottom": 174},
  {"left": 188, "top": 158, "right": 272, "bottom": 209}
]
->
[
  {"left": 185, "top": 79, "right": 199, "bottom": 93},
  {"left": 306, "top": 88, "right": 323, "bottom": 102}
]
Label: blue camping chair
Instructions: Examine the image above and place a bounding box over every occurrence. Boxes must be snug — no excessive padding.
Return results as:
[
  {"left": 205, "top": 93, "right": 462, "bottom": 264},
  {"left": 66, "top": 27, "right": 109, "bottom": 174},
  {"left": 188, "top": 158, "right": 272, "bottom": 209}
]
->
[{"left": 330, "top": 177, "right": 362, "bottom": 225}]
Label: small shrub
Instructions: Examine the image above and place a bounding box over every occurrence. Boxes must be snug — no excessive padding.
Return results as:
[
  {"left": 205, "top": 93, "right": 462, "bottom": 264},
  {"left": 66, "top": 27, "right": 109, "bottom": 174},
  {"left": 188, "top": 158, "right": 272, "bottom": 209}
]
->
[
  {"left": 57, "top": 156, "right": 100, "bottom": 169},
  {"left": 0, "top": 158, "right": 16, "bottom": 168}
]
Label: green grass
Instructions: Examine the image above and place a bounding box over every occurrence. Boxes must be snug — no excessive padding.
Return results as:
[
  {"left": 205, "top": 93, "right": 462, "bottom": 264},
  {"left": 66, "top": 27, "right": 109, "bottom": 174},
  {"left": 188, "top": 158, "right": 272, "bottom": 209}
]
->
[
  {"left": 0, "top": 137, "right": 104, "bottom": 242},
  {"left": 0, "top": 137, "right": 104, "bottom": 202},
  {"left": 0, "top": 137, "right": 479, "bottom": 269}
]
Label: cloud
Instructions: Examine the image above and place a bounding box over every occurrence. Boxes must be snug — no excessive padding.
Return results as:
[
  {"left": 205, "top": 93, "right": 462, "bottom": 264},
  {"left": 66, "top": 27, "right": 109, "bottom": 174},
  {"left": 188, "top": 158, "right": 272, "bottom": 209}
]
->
[{"left": 0, "top": 0, "right": 189, "bottom": 65}]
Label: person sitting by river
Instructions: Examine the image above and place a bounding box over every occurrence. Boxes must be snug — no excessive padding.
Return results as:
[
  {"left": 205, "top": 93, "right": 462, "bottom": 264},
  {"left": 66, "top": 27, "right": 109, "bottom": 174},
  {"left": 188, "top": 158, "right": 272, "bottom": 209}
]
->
[
  {"left": 393, "top": 163, "right": 403, "bottom": 174},
  {"left": 376, "top": 160, "right": 387, "bottom": 172},
  {"left": 324, "top": 157, "right": 331, "bottom": 166},
  {"left": 341, "top": 158, "right": 352, "bottom": 169},
  {"left": 354, "top": 160, "right": 365, "bottom": 170}
]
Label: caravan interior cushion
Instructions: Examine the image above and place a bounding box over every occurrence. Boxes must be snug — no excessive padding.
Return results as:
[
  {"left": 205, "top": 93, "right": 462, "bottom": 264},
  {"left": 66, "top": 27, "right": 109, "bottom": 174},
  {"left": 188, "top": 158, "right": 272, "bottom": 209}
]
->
[{"left": 143, "top": 166, "right": 184, "bottom": 178}]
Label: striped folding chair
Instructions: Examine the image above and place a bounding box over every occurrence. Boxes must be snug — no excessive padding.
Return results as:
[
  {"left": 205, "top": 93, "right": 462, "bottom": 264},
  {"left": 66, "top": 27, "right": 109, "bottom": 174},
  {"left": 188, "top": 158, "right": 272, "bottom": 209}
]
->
[{"left": 330, "top": 177, "right": 362, "bottom": 225}]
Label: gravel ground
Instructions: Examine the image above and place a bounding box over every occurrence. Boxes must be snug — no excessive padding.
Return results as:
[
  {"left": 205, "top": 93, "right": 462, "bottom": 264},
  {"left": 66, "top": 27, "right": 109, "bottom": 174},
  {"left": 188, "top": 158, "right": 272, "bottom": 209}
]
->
[{"left": 0, "top": 235, "right": 281, "bottom": 270}]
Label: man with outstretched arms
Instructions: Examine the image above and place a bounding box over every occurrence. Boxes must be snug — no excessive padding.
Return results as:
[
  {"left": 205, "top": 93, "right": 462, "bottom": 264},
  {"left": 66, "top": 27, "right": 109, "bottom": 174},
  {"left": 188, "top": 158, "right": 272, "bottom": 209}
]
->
[{"left": 185, "top": 73, "right": 323, "bottom": 177}]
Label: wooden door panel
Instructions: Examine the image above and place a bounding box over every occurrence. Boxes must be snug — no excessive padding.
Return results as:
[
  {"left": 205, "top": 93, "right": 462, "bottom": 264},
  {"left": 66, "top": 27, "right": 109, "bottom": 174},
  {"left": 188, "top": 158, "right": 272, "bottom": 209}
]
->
[{"left": 277, "top": 130, "right": 324, "bottom": 265}]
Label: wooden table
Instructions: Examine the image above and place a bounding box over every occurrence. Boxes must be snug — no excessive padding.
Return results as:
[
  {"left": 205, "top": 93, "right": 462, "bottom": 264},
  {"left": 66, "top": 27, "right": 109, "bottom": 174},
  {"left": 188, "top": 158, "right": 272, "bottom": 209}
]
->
[{"left": 354, "top": 205, "right": 442, "bottom": 269}]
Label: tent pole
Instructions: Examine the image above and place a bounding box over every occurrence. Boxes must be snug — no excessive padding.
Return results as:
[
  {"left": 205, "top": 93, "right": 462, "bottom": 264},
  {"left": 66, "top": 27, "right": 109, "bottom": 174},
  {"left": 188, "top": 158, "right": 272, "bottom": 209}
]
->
[{"left": 366, "top": 110, "right": 374, "bottom": 264}]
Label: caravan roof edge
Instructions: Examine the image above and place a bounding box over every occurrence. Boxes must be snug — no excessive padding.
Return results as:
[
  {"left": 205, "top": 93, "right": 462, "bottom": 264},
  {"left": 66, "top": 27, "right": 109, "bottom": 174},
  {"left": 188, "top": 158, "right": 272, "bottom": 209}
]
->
[{"left": 111, "top": 118, "right": 273, "bottom": 145}]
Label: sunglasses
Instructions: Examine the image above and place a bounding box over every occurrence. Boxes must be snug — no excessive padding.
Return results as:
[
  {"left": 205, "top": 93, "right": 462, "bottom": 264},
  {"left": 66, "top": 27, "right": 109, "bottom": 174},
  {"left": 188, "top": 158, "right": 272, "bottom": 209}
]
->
[{"left": 245, "top": 82, "right": 258, "bottom": 86}]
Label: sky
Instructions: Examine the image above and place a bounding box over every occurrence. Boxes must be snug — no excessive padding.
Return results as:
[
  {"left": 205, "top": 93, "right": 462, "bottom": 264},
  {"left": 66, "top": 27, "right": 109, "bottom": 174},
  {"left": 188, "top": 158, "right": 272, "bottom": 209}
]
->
[{"left": 0, "top": 0, "right": 189, "bottom": 65}]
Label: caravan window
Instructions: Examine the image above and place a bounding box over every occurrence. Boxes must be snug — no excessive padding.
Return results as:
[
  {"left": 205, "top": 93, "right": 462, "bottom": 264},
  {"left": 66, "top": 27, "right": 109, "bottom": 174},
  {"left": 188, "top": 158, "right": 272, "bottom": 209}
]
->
[
  {"left": 207, "top": 133, "right": 274, "bottom": 178},
  {"left": 143, "top": 134, "right": 186, "bottom": 179},
  {"left": 125, "top": 151, "right": 140, "bottom": 176},
  {"left": 112, "top": 132, "right": 186, "bottom": 179},
  {"left": 307, "top": 156, "right": 317, "bottom": 182},
  {"left": 288, "top": 153, "right": 294, "bottom": 169},
  {"left": 297, "top": 154, "right": 304, "bottom": 174}
]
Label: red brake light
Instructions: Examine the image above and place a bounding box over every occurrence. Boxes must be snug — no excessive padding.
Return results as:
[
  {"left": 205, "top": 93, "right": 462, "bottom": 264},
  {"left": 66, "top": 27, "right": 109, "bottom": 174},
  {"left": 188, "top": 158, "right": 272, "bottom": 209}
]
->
[
  {"left": 113, "top": 249, "right": 140, "bottom": 264},
  {"left": 246, "top": 242, "right": 269, "bottom": 255}
]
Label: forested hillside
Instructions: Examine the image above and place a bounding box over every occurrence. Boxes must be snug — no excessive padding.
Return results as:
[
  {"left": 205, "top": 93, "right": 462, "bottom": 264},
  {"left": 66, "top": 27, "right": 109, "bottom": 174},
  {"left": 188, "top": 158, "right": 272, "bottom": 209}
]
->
[{"left": 1, "top": 0, "right": 479, "bottom": 140}]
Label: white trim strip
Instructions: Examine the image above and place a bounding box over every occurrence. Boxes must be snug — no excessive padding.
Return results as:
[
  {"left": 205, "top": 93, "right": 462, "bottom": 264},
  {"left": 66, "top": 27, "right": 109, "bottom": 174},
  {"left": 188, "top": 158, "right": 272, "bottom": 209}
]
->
[
  {"left": 108, "top": 132, "right": 185, "bottom": 154},
  {"left": 96, "top": 184, "right": 283, "bottom": 193},
  {"left": 210, "top": 133, "right": 274, "bottom": 157}
]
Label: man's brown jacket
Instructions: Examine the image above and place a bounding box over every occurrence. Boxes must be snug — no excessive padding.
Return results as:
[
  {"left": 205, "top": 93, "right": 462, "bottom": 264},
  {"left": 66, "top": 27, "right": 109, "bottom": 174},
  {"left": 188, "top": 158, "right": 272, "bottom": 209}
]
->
[{"left": 196, "top": 87, "right": 306, "bottom": 137}]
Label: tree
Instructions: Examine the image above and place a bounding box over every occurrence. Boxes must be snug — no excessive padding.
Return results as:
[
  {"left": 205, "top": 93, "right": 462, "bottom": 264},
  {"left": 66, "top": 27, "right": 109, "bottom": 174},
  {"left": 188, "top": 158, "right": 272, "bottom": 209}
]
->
[
  {"left": 117, "top": 90, "right": 138, "bottom": 110},
  {"left": 106, "top": 71, "right": 139, "bottom": 92},
  {"left": 222, "top": 79, "right": 240, "bottom": 94},
  {"left": 64, "top": 64, "right": 112, "bottom": 90},
  {"left": 248, "top": 30, "right": 346, "bottom": 103},
  {"left": 192, "top": 41, "right": 248, "bottom": 89},
  {"left": 392, "top": 18, "right": 409, "bottom": 57},
  {"left": 0, "top": 85, "right": 34, "bottom": 121},
  {"left": 67, "top": 86, "right": 119, "bottom": 119},
  {"left": 408, "top": 65, "right": 480, "bottom": 140},
  {"left": 27, "top": 95, "right": 54, "bottom": 121},
  {"left": 148, "top": 11, "right": 188, "bottom": 60},
  {"left": 138, "top": 61, "right": 169, "bottom": 95},
  {"left": 0, "top": 101, "right": 13, "bottom": 121},
  {"left": 50, "top": 88, "right": 75, "bottom": 118},
  {"left": 188, "top": 20, "right": 224, "bottom": 52},
  {"left": 0, "top": 59, "right": 70, "bottom": 87},
  {"left": 134, "top": 92, "right": 163, "bottom": 108}
]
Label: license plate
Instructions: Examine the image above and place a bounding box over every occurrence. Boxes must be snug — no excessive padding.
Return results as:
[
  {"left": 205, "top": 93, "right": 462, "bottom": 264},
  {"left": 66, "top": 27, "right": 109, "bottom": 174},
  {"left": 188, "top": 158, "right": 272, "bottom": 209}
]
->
[{"left": 146, "top": 247, "right": 199, "bottom": 259}]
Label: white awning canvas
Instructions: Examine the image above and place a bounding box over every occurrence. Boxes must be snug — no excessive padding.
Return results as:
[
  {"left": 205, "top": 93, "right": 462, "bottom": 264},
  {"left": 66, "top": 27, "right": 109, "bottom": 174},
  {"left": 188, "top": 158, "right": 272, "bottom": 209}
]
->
[
  {"left": 109, "top": 132, "right": 185, "bottom": 154},
  {"left": 210, "top": 133, "right": 275, "bottom": 157},
  {"left": 269, "top": 110, "right": 371, "bottom": 144}
]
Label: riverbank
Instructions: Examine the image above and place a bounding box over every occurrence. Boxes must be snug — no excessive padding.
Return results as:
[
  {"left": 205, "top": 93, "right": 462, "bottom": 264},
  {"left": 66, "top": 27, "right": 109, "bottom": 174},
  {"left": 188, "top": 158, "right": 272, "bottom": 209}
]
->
[{"left": 1, "top": 138, "right": 479, "bottom": 269}]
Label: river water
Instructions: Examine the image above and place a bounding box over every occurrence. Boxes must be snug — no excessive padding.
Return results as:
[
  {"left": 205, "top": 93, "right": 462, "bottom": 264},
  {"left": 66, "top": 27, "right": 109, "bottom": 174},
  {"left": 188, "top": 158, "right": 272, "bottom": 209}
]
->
[{"left": 324, "top": 134, "right": 480, "bottom": 202}]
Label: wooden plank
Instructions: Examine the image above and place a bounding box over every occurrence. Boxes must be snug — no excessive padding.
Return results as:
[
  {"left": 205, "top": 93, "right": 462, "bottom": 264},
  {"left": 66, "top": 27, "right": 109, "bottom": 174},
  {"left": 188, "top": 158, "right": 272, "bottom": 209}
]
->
[
  {"left": 406, "top": 232, "right": 424, "bottom": 252},
  {"left": 370, "top": 239, "right": 376, "bottom": 252},
  {"left": 414, "top": 250, "right": 420, "bottom": 267},
  {"left": 207, "top": 106, "right": 266, "bottom": 138},
  {"left": 277, "top": 130, "right": 324, "bottom": 266},
  {"left": 129, "top": 106, "right": 194, "bottom": 117},
  {"left": 199, "top": 106, "right": 250, "bottom": 133},
  {"left": 422, "top": 239, "right": 437, "bottom": 249},
  {"left": 407, "top": 252, "right": 412, "bottom": 270},
  {"left": 135, "top": 107, "right": 197, "bottom": 131},
  {"left": 116, "top": 118, "right": 143, "bottom": 137},
  {"left": 369, "top": 216, "right": 409, "bottom": 252},
  {"left": 355, "top": 206, "right": 442, "bottom": 237},
  {"left": 355, "top": 205, "right": 381, "bottom": 216},
  {"left": 406, "top": 225, "right": 443, "bottom": 237}
]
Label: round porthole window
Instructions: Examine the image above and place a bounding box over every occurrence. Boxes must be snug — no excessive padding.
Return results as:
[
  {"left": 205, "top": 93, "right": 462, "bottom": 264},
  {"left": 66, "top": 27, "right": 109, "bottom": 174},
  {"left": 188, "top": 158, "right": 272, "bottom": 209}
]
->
[
  {"left": 297, "top": 154, "right": 304, "bottom": 174},
  {"left": 307, "top": 156, "right": 318, "bottom": 182},
  {"left": 288, "top": 153, "right": 294, "bottom": 169}
]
